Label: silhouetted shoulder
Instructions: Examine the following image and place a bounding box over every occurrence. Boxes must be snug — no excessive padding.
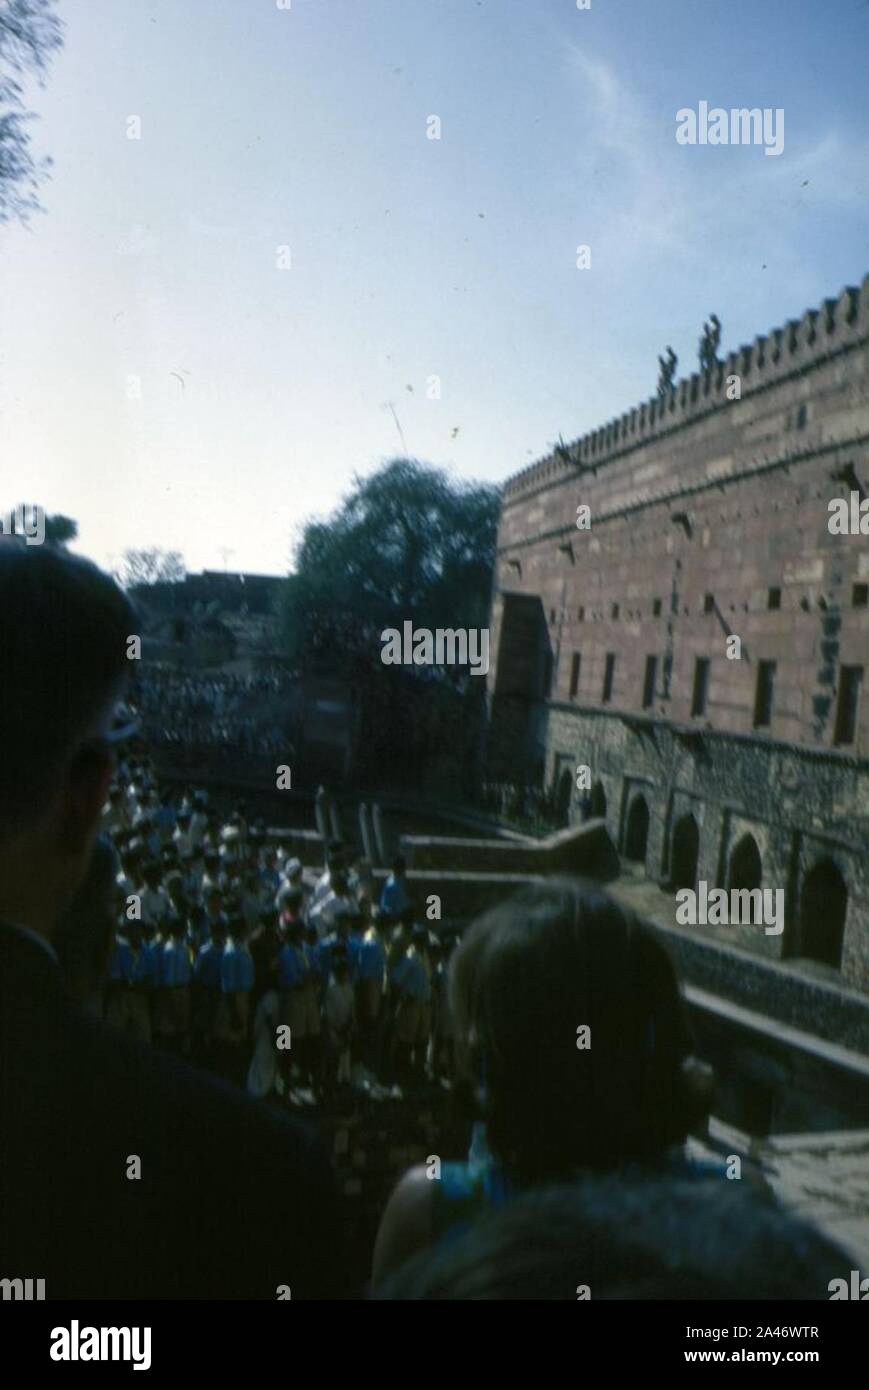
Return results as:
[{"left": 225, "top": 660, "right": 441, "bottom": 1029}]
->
[{"left": 0, "top": 943, "right": 339, "bottom": 1300}]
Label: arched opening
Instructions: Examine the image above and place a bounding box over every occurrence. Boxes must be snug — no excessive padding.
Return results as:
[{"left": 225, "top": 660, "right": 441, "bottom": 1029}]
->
[
  {"left": 728, "top": 834, "right": 762, "bottom": 893},
  {"left": 589, "top": 781, "right": 607, "bottom": 821},
  {"left": 670, "top": 814, "right": 699, "bottom": 892},
  {"left": 555, "top": 767, "right": 573, "bottom": 827},
  {"left": 799, "top": 859, "right": 847, "bottom": 969},
  {"left": 624, "top": 795, "right": 649, "bottom": 864}
]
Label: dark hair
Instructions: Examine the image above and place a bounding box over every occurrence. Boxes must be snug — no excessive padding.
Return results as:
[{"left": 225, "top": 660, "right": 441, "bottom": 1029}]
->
[
  {"left": 55, "top": 834, "right": 119, "bottom": 999},
  {"left": 392, "top": 854, "right": 406, "bottom": 874},
  {"left": 377, "top": 1176, "right": 851, "bottom": 1301},
  {"left": 449, "top": 878, "right": 701, "bottom": 1182},
  {"left": 0, "top": 545, "right": 134, "bottom": 833}
]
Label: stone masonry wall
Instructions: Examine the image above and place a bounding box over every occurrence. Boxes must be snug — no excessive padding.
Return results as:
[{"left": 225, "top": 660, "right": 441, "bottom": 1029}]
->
[{"left": 487, "top": 277, "right": 869, "bottom": 993}]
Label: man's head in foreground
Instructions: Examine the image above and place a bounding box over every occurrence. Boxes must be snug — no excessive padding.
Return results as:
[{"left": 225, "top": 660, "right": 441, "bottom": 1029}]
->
[{"left": 0, "top": 542, "right": 135, "bottom": 940}]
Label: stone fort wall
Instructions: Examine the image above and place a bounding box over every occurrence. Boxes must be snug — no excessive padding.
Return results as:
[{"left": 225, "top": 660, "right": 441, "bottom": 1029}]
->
[{"left": 487, "top": 276, "right": 869, "bottom": 993}]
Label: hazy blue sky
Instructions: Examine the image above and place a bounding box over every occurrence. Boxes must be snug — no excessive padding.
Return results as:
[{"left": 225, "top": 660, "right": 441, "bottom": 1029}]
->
[{"left": 1, "top": 0, "right": 867, "bottom": 575}]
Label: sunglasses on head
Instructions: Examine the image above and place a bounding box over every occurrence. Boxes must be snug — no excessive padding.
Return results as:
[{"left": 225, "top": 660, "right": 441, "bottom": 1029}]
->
[
  {"left": 104, "top": 705, "right": 141, "bottom": 745},
  {"left": 76, "top": 704, "right": 141, "bottom": 762}
]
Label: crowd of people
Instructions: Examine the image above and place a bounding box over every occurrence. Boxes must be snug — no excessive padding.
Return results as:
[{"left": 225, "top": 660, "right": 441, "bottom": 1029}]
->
[
  {"left": 132, "top": 667, "right": 294, "bottom": 757},
  {"left": 0, "top": 541, "right": 855, "bottom": 1302},
  {"left": 66, "top": 762, "right": 456, "bottom": 1106}
]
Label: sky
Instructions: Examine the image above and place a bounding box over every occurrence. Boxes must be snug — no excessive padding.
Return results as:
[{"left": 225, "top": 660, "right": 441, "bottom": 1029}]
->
[{"left": 1, "top": 0, "right": 867, "bottom": 576}]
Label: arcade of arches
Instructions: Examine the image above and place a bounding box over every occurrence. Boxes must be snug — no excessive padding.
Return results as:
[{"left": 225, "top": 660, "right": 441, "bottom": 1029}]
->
[
  {"left": 728, "top": 834, "right": 762, "bottom": 894},
  {"left": 624, "top": 795, "right": 650, "bottom": 863},
  {"left": 669, "top": 813, "right": 699, "bottom": 893},
  {"left": 795, "top": 858, "right": 848, "bottom": 970},
  {"left": 615, "top": 810, "right": 850, "bottom": 973}
]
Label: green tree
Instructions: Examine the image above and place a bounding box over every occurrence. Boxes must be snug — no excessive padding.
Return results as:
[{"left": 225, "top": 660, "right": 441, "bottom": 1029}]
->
[
  {"left": 2, "top": 503, "right": 76, "bottom": 544},
  {"left": 0, "top": 0, "right": 64, "bottom": 225},
  {"left": 43, "top": 511, "right": 76, "bottom": 545},
  {"left": 282, "top": 457, "right": 499, "bottom": 671}
]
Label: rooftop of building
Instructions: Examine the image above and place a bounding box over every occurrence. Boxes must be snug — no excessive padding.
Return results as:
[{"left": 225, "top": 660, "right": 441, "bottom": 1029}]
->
[
  {"left": 132, "top": 569, "right": 284, "bottom": 617},
  {"left": 503, "top": 273, "right": 869, "bottom": 503}
]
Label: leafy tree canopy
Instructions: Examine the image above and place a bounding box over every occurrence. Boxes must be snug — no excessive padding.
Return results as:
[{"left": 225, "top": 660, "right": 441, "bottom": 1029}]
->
[
  {"left": 1, "top": 503, "right": 76, "bottom": 545},
  {"left": 0, "top": 0, "right": 63, "bottom": 225},
  {"left": 282, "top": 457, "right": 499, "bottom": 671},
  {"left": 43, "top": 511, "right": 76, "bottom": 544}
]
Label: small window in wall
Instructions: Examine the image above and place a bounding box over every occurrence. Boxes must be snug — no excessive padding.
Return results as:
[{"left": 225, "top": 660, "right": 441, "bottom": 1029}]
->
[
  {"left": 543, "top": 651, "right": 554, "bottom": 699},
  {"left": 753, "top": 660, "right": 776, "bottom": 728},
  {"left": 602, "top": 653, "right": 615, "bottom": 704},
  {"left": 703, "top": 593, "right": 715, "bottom": 615},
  {"left": 611, "top": 602, "right": 620, "bottom": 620},
  {"left": 768, "top": 587, "right": 781, "bottom": 611},
  {"left": 691, "top": 657, "right": 709, "bottom": 717},
  {"left": 853, "top": 583, "right": 868, "bottom": 608},
  {"left": 796, "top": 403, "right": 808, "bottom": 429},
  {"left": 662, "top": 652, "right": 673, "bottom": 697},
  {"left": 569, "top": 652, "right": 581, "bottom": 699},
  {"left": 652, "top": 598, "right": 662, "bottom": 617},
  {"left": 549, "top": 608, "right": 556, "bottom": 624},
  {"left": 578, "top": 606, "right": 585, "bottom": 622},
  {"left": 834, "top": 665, "right": 863, "bottom": 746},
  {"left": 642, "top": 655, "right": 657, "bottom": 710}
]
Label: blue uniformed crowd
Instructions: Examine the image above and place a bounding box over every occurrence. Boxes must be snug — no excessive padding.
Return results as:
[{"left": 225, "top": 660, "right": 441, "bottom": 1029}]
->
[{"left": 98, "top": 755, "right": 457, "bottom": 1103}]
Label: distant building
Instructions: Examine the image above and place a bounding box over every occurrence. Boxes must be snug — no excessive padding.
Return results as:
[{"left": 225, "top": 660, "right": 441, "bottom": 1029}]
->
[
  {"left": 132, "top": 569, "right": 284, "bottom": 668},
  {"left": 487, "top": 277, "right": 869, "bottom": 992}
]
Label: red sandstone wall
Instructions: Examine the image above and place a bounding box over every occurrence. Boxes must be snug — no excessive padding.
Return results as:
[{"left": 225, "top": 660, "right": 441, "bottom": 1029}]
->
[{"left": 491, "top": 277, "right": 869, "bottom": 752}]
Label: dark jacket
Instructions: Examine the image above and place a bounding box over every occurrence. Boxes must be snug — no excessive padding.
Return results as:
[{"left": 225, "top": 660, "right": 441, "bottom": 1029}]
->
[{"left": 0, "top": 923, "right": 338, "bottom": 1299}]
